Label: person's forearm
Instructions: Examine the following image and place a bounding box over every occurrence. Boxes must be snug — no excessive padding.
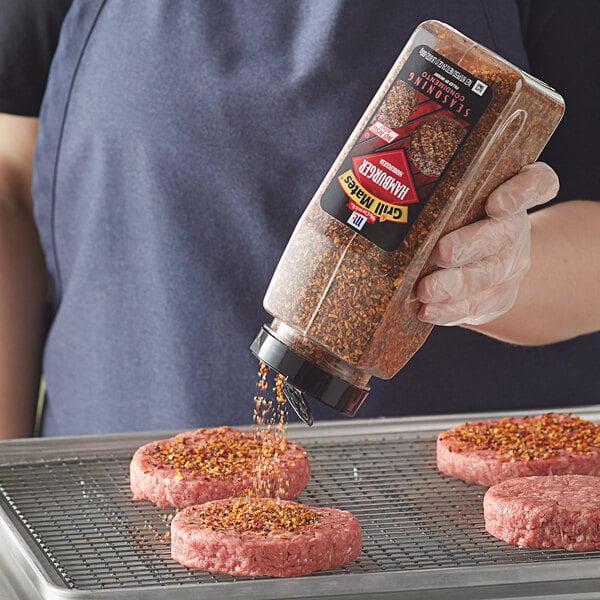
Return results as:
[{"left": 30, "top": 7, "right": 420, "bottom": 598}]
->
[
  {"left": 0, "top": 193, "right": 49, "bottom": 438},
  {"left": 0, "top": 116, "right": 48, "bottom": 438},
  {"left": 466, "top": 200, "right": 600, "bottom": 345}
]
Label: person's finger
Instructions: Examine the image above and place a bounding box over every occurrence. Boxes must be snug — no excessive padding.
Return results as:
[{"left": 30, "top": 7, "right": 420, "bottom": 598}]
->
[
  {"left": 417, "top": 232, "right": 530, "bottom": 304},
  {"left": 418, "top": 279, "right": 520, "bottom": 326},
  {"left": 432, "top": 213, "right": 527, "bottom": 268},
  {"left": 416, "top": 251, "right": 528, "bottom": 305},
  {"left": 485, "top": 162, "right": 559, "bottom": 218}
]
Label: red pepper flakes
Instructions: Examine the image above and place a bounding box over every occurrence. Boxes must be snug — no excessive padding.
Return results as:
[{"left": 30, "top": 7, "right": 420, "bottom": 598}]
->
[
  {"left": 149, "top": 427, "right": 287, "bottom": 479},
  {"left": 440, "top": 413, "right": 600, "bottom": 462},
  {"left": 185, "top": 497, "right": 320, "bottom": 534}
]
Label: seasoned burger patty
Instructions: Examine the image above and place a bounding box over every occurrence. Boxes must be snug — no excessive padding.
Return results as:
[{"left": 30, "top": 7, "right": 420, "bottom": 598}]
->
[
  {"left": 373, "top": 79, "right": 419, "bottom": 129},
  {"left": 437, "top": 413, "right": 600, "bottom": 487},
  {"left": 408, "top": 115, "right": 466, "bottom": 177},
  {"left": 170, "top": 497, "right": 362, "bottom": 577},
  {"left": 484, "top": 474, "right": 600, "bottom": 551},
  {"left": 130, "top": 426, "right": 310, "bottom": 508}
]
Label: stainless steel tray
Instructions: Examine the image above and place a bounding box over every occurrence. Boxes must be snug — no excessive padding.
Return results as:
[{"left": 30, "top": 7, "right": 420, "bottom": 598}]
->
[{"left": 2, "top": 409, "right": 600, "bottom": 600}]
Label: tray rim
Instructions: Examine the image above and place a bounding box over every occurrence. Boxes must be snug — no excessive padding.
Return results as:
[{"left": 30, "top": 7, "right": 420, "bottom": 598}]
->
[{"left": 2, "top": 404, "right": 600, "bottom": 459}]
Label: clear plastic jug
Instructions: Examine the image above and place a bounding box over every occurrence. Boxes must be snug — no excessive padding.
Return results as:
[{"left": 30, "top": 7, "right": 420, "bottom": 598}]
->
[{"left": 251, "top": 21, "right": 565, "bottom": 424}]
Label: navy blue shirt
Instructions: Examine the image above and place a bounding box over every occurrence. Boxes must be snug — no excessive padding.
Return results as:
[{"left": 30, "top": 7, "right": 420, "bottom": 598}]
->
[{"left": 3, "top": 0, "right": 599, "bottom": 435}]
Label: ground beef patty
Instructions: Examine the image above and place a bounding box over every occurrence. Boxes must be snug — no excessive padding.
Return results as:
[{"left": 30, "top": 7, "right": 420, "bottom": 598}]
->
[
  {"left": 484, "top": 474, "right": 600, "bottom": 551},
  {"left": 171, "top": 497, "right": 362, "bottom": 577},
  {"left": 437, "top": 413, "right": 600, "bottom": 487},
  {"left": 373, "top": 79, "right": 419, "bottom": 130},
  {"left": 130, "top": 426, "right": 310, "bottom": 508},
  {"left": 408, "top": 115, "right": 466, "bottom": 177}
]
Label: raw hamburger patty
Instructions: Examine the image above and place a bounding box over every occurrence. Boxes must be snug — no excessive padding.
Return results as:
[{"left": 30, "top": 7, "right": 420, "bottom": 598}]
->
[
  {"left": 437, "top": 413, "right": 600, "bottom": 487},
  {"left": 170, "top": 497, "right": 362, "bottom": 577},
  {"left": 484, "top": 474, "right": 600, "bottom": 551},
  {"left": 130, "top": 426, "right": 310, "bottom": 508}
]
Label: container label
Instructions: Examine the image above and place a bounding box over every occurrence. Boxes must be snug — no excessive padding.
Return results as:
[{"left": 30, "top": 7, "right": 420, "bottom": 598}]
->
[{"left": 320, "top": 45, "right": 493, "bottom": 251}]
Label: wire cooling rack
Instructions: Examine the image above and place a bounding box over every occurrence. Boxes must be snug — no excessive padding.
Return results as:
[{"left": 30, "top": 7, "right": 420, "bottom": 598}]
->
[{"left": 2, "top": 413, "right": 600, "bottom": 599}]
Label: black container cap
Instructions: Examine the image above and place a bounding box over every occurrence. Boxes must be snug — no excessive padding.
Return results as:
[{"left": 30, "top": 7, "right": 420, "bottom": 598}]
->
[{"left": 250, "top": 325, "right": 369, "bottom": 426}]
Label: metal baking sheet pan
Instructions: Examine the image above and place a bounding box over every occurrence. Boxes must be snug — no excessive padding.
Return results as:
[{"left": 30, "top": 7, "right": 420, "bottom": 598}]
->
[{"left": 2, "top": 407, "right": 600, "bottom": 600}]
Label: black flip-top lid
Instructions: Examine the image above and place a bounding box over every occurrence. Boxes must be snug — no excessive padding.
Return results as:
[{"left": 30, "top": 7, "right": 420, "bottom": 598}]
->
[{"left": 250, "top": 325, "right": 369, "bottom": 426}]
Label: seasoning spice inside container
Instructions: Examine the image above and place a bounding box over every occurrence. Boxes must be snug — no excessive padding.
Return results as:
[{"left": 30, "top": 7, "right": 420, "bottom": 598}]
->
[{"left": 251, "top": 20, "right": 565, "bottom": 424}]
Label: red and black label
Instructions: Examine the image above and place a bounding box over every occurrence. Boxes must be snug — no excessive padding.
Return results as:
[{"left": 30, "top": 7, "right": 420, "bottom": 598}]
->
[{"left": 320, "top": 45, "right": 493, "bottom": 251}]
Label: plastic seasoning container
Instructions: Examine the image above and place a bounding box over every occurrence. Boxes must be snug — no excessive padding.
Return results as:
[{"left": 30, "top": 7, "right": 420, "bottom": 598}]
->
[{"left": 250, "top": 20, "right": 565, "bottom": 425}]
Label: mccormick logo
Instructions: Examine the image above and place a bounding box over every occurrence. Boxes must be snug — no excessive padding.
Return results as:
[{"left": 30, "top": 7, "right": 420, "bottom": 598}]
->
[
  {"left": 347, "top": 212, "right": 367, "bottom": 230},
  {"left": 338, "top": 149, "right": 418, "bottom": 224}
]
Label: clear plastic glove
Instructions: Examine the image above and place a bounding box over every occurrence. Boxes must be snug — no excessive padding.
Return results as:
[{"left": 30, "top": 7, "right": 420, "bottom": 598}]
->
[{"left": 416, "top": 162, "right": 560, "bottom": 326}]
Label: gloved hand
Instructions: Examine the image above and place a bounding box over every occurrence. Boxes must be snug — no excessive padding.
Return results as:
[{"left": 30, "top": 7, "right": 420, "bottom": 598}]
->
[{"left": 416, "top": 162, "right": 560, "bottom": 326}]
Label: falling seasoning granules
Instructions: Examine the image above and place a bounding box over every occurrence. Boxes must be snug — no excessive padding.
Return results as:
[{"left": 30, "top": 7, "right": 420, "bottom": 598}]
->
[
  {"left": 130, "top": 368, "right": 309, "bottom": 509},
  {"left": 143, "top": 364, "right": 291, "bottom": 497},
  {"left": 259, "top": 20, "right": 564, "bottom": 409},
  {"left": 251, "top": 361, "right": 290, "bottom": 497},
  {"left": 440, "top": 413, "right": 600, "bottom": 462}
]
